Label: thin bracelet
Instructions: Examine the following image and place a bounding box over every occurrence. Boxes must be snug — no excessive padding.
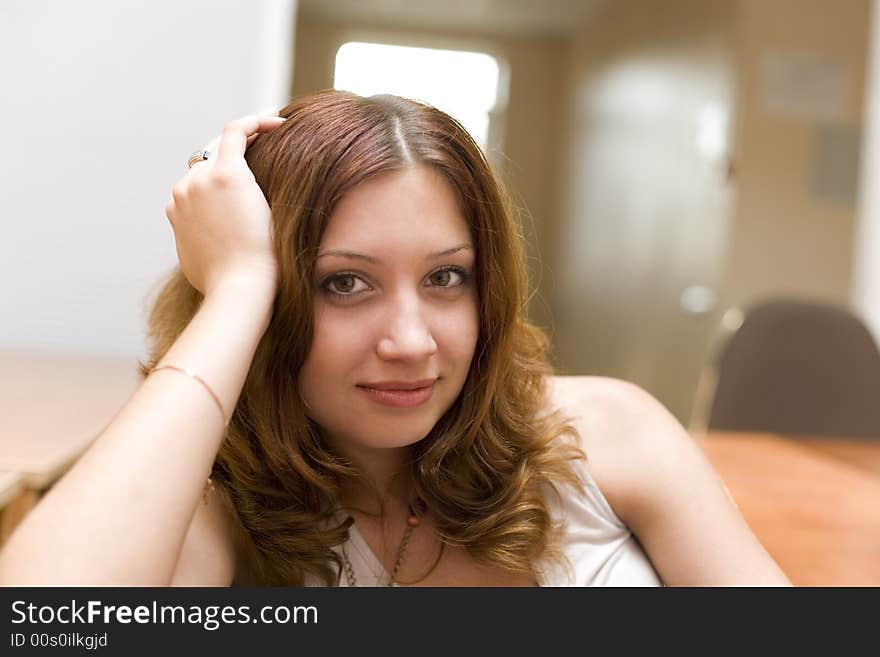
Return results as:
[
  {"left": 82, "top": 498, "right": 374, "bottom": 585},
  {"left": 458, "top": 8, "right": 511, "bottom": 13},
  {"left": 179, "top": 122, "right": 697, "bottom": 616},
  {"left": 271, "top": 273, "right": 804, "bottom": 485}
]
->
[{"left": 150, "top": 364, "right": 230, "bottom": 426}]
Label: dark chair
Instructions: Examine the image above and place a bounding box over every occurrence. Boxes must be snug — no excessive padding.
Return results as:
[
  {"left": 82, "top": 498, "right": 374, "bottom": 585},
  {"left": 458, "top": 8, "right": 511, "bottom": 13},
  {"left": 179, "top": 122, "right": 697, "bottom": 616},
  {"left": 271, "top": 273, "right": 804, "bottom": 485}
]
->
[{"left": 696, "top": 298, "right": 880, "bottom": 439}]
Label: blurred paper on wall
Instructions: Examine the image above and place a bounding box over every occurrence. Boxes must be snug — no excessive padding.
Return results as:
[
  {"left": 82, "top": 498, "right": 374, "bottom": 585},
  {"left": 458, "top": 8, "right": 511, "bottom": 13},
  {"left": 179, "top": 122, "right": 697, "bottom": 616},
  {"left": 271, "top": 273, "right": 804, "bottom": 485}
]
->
[
  {"left": 762, "top": 51, "right": 850, "bottom": 122},
  {"left": 811, "top": 123, "right": 862, "bottom": 207}
]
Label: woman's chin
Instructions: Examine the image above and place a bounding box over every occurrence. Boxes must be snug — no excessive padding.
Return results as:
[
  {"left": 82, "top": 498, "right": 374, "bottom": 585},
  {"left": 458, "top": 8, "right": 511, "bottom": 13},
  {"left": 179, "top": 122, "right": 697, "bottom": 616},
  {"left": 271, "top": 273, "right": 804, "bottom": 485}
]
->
[{"left": 357, "top": 431, "right": 430, "bottom": 450}]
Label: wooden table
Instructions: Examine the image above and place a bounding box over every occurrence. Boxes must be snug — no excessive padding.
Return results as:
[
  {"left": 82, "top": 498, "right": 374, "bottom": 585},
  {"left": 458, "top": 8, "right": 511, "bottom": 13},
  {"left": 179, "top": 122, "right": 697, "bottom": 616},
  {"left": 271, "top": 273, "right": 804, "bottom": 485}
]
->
[
  {"left": 0, "top": 350, "right": 142, "bottom": 489},
  {"left": 0, "top": 470, "right": 29, "bottom": 542},
  {"left": 0, "top": 350, "right": 142, "bottom": 541},
  {"left": 698, "top": 431, "right": 880, "bottom": 587},
  {"left": 795, "top": 437, "right": 880, "bottom": 478}
]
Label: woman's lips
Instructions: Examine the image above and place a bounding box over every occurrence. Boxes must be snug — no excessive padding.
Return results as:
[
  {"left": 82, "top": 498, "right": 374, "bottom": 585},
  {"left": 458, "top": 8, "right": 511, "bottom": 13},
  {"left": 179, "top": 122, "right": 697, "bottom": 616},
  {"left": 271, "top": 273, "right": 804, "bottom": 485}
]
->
[{"left": 357, "top": 381, "right": 436, "bottom": 408}]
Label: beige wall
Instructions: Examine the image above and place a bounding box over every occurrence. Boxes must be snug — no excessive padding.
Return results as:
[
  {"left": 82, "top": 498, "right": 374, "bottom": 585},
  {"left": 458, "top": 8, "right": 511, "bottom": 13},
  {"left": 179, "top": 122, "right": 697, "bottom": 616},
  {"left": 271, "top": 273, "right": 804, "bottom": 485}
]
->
[
  {"left": 724, "top": 0, "right": 871, "bottom": 311},
  {"left": 290, "top": 12, "right": 568, "bottom": 333}
]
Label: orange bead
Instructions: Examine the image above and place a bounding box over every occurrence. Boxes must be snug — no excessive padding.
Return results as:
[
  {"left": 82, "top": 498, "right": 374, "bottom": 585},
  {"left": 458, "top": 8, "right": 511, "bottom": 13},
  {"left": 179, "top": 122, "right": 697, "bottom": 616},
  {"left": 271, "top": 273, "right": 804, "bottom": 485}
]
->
[{"left": 407, "top": 515, "right": 420, "bottom": 527}]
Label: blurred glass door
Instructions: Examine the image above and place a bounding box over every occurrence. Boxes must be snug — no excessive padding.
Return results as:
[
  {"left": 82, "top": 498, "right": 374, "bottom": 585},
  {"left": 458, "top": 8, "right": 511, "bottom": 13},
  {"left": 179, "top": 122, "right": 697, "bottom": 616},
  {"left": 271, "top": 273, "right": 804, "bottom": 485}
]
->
[{"left": 553, "top": 1, "right": 736, "bottom": 423}]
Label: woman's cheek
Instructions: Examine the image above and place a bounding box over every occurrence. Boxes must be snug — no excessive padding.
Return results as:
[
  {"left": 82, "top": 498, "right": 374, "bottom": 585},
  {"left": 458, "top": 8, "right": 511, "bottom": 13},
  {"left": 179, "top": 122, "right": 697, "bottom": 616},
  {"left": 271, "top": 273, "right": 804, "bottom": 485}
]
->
[{"left": 438, "top": 302, "right": 479, "bottom": 355}]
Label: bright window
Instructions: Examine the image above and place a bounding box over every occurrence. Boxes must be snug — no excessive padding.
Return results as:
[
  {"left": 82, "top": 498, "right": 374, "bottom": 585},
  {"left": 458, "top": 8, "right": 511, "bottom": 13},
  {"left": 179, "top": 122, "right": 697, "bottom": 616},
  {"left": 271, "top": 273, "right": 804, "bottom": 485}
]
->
[{"left": 333, "top": 42, "right": 500, "bottom": 151}]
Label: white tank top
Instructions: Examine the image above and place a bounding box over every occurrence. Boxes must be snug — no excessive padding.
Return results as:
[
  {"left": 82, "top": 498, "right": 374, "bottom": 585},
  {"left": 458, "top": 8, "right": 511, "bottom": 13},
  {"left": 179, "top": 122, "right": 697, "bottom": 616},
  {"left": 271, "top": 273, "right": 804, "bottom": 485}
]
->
[{"left": 304, "top": 458, "right": 662, "bottom": 587}]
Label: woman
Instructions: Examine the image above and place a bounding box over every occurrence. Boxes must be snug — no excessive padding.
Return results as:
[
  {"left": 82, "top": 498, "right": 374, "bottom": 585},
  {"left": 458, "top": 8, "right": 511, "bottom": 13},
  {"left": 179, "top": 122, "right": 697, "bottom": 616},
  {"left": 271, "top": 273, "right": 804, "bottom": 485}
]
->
[{"left": 0, "top": 90, "right": 789, "bottom": 586}]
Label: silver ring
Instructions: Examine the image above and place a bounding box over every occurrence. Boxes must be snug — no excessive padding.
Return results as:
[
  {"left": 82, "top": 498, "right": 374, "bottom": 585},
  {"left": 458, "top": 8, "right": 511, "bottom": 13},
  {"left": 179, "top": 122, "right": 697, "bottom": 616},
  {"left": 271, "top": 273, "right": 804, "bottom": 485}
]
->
[{"left": 186, "top": 149, "right": 210, "bottom": 170}]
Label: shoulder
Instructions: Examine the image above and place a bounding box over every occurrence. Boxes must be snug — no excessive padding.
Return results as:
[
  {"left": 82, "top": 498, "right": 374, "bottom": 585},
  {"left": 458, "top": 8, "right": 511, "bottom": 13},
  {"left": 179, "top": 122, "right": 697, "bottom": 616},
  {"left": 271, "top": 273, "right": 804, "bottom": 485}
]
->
[
  {"left": 544, "top": 375, "right": 686, "bottom": 521},
  {"left": 544, "top": 375, "right": 790, "bottom": 585},
  {"left": 545, "top": 374, "right": 679, "bottom": 461},
  {"left": 545, "top": 374, "right": 670, "bottom": 441}
]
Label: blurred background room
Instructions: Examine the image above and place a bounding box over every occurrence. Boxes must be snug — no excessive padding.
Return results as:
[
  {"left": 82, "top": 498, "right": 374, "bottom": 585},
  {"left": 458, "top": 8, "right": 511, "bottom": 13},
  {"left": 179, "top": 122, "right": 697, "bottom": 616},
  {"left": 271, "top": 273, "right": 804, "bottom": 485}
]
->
[{"left": 2, "top": 0, "right": 879, "bottom": 585}]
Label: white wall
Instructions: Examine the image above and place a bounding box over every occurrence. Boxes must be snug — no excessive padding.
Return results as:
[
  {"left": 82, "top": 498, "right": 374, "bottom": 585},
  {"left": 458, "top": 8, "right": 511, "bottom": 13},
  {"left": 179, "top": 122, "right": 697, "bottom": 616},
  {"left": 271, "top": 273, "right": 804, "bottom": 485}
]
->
[
  {"left": 0, "top": 0, "right": 297, "bottom": 358},
  {"left": 854, "top": 0, "right": 880, "bottom": 340}
]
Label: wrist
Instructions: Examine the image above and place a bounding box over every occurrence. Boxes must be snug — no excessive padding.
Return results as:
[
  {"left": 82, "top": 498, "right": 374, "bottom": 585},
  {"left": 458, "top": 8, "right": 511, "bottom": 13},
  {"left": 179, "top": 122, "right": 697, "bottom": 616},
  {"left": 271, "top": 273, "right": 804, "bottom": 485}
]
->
[
  {"left": 207, "top": 274, "right": 277, "bottom": 303},
  {"left": 205, "top": 277, "right": 277, "bottom": 331}
]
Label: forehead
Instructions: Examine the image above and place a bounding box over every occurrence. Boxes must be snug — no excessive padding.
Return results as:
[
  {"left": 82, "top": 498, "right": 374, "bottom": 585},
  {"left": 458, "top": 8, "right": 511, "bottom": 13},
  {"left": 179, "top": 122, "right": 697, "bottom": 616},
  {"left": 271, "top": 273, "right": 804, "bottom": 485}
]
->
[{"left": 320, "top": 166, "right": 471, "bottom": 251}]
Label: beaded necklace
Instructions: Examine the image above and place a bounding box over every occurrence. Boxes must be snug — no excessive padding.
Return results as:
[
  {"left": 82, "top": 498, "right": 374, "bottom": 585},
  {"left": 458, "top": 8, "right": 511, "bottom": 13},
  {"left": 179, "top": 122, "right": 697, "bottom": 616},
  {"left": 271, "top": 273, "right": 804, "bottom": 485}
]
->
[{"left": 342, "top": 497, "right": 426, "bottom": 587}]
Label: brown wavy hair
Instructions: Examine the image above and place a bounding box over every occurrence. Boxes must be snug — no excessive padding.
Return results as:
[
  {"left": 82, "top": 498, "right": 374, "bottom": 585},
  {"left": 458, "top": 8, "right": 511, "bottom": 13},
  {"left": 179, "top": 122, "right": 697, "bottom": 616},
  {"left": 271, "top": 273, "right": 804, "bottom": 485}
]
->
[{"left": 139, "top": 89, "right": 587, "bottom": 586}]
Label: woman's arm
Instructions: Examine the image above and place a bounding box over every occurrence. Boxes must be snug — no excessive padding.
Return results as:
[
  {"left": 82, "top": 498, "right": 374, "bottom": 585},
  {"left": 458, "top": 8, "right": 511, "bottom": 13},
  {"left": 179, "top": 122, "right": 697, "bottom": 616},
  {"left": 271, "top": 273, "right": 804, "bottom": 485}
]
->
[
  {"left": 0, "top": 280, "right": 275, "bottom": 585},
  {"left": 0, "top": 113, "right": 284, "bottom": 585},
  {"left": 168, "top": 481, "right": 242, "bottom": 586},
  {"left": 562, "top": 376, "right": 791, "bottom": 586}
]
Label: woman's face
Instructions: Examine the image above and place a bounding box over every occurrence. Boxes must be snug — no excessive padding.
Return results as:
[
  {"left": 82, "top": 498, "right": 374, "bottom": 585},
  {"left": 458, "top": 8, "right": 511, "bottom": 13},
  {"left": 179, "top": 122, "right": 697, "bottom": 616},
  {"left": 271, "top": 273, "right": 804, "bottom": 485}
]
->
[{"left": 298, "top": 165, "right": 479, "bottom": 455}]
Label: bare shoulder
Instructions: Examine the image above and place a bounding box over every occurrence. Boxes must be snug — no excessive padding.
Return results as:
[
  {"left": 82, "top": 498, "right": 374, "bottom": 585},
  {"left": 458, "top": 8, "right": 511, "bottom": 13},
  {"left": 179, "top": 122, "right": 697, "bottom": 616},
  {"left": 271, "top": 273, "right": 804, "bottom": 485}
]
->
[
  {"left": 545, "top": 374, "right": 668, "bottom": 442},
  {"left": 546, "top": 375, "right": 682, "bottom": 446},
  {"left": 544, "top": 375, "right": 790, "bottom": 585},
  {"left": 169, "top": 484, "right": 243, "bottom": 586},
  {"left": 544, "top": 375, "right": 681, "bottom": 518}
]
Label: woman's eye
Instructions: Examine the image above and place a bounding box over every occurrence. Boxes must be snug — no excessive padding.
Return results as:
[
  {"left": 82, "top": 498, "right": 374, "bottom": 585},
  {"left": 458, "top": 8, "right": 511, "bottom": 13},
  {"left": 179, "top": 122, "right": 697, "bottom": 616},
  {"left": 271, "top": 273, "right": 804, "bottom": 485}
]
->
[
  {"left": 428, "top": 266, "right": 468, "bottom": 287},
  {"left": 429, "top": 269, "right": 452, "bottom": 286},
  {"left": 325, "top": 273, "right": 368, "bottom": 296}
]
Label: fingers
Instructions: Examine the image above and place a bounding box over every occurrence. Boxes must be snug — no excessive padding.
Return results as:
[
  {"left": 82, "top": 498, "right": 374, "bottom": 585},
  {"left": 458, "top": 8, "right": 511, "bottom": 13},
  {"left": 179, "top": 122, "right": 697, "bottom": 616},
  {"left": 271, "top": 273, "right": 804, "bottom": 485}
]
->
[
  {"left": 205, "top": 135, "right": 221, "bottom": 154},
  {"left": 249, "top": 108, "right": 283, "bottom": 146},
  {"left": 183, "top": 108, "right": 285, "bottom": 179},
  {"left": 186, "top": 135, "right": 220, "bottom": 174},
  {"left": 216, "top": 114, "right": 286, "bottom": 167}
]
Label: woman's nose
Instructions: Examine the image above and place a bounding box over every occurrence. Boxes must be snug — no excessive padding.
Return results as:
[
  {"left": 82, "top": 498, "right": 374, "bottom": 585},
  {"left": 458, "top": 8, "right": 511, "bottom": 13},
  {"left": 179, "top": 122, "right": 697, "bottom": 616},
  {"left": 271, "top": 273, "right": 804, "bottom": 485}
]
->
[{"left": 376, "top": 295, "right": 438, "bottom": 360}]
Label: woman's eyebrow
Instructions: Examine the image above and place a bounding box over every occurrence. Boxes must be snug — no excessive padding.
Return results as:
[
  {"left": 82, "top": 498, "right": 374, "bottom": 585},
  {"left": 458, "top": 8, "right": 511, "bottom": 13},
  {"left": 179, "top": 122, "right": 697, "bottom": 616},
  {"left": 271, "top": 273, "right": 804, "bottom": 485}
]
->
[{"left": 316, "top": 244, "right": 473, "bottom": 264}]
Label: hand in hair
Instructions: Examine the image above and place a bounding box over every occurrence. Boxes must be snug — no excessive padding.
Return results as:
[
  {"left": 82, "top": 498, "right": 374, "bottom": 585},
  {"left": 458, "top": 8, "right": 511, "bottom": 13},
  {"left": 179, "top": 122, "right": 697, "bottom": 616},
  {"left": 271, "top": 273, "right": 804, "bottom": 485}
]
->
[{"left": 164, "top": 112, "right": 285, "bottom": 298}]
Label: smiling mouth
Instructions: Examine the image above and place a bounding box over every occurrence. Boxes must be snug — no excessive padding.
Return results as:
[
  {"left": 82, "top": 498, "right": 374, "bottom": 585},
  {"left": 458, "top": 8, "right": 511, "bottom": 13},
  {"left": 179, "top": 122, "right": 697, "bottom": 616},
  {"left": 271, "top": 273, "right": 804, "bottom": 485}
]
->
[
  {"left": 357, "top": 378, "right": 438, "bottom": 391},
  {"left": 357, "top": 382, "right": 436, "bottom": 408}
]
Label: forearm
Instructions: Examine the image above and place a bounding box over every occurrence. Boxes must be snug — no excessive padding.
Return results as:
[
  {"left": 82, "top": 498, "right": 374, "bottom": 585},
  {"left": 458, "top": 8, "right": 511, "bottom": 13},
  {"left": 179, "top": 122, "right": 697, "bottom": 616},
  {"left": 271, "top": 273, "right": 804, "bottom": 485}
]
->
[{"left": 0, "top": 279, "right": 275, "bottom": 585}]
